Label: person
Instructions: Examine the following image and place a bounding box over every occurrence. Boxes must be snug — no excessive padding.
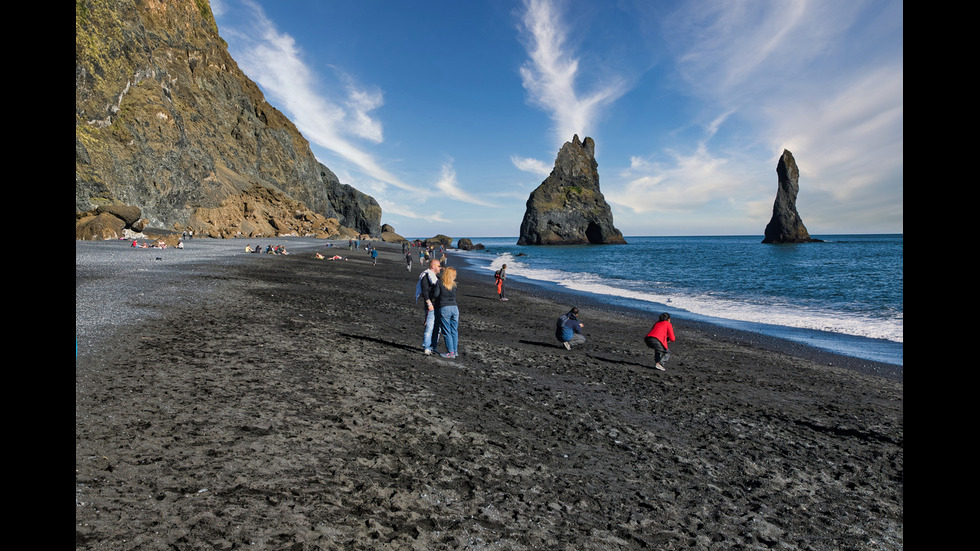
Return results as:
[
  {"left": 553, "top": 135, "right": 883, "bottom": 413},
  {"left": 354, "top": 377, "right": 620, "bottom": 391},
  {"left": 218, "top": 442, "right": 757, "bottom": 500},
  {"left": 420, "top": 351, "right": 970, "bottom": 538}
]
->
[
  {"left": 644, "top": 313, "right": 675, "bottom": 371},
  {"left": 371, "top": 247, "right": 378, "bottom": 265},
  {"left": 556, "top": 307, "right": 585, "bottom": 350},
  {"left": 416, "top": 259, "right": 442, "bottom": 355},
  {"left": 434, "top": 266, "right": 460, "bottom": 359},
  {"left": 405, "top": 251, "right": 413, "bottom": 271},
  {"left": 495, "top": 264, "right": 508, "bottom": 301}
]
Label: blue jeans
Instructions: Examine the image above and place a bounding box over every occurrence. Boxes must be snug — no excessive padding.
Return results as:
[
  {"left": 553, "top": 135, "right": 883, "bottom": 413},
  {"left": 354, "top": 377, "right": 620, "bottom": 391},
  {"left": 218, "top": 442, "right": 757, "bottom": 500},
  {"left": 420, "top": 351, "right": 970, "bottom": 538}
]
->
[
  {"left": 423, "top": 308, "right": 441, "bottom": 351},
  {"left": 438, "top": 305, "right": 459, "bottom": 354}
]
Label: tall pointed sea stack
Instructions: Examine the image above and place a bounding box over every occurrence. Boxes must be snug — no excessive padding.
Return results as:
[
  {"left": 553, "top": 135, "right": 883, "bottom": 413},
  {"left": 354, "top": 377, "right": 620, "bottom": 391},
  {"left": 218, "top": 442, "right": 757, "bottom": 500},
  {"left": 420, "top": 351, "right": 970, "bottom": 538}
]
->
[
  {"left": 762, "top": 149, "right": 822, "bottom": 243},
  {"left": 517, "top": 135, "right": 626, "bottom": 246}
]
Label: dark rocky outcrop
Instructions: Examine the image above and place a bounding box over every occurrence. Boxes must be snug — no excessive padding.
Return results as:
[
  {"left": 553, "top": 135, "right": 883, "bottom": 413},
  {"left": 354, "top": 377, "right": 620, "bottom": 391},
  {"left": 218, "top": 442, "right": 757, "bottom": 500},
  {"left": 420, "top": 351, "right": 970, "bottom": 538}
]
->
[
  {"left": 380, "top": 224, "right": 408, "bottom": 244},
  {"left": 517, "top": 135, "right": 626, "bottom": 246},
  {"left": 428, "top": 235, "right": 453, "bottom": 248},
  {"left": 75, "top": 0, "right": 381, "bottom": 239},
  {"left": 762, "top": 150, "right": 822, "bottom": 244},
  {"left": 455, "top": 238, "right": 484, "bottom": 251}
]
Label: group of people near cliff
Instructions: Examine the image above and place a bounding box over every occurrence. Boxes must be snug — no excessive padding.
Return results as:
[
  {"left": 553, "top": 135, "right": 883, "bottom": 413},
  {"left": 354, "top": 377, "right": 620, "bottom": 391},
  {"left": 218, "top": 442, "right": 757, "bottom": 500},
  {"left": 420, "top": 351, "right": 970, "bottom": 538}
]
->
[
  {"left": 131, "top": 239, "right": 182, "bottom": 249},
  {"left": 415, "top": 257, "right": 676, "bottom": 370},
  {"left": 244, "top": 244, "right": 289, "bottom": 255}
]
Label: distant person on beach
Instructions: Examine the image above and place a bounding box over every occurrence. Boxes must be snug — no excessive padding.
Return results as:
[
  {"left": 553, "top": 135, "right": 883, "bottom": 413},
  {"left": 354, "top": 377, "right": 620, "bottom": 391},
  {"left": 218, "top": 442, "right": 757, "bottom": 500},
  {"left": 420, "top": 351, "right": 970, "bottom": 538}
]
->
[
  {"left": 371, "top": 247, "right": 378, "bottom": 265},
  {"left": 434, "top": 266, "right": 460, "bottom": 359},
  {"left": 416, "top": 259, "right": 442, "bottom": 355},
  {"left": 644, "top": 313, "right": 675, "bottom": 371},
  {"left": 556, "top": 307, "right": 585, "bottom": 350},
  {"left": 495, "top": 264, "right": 508, "bottom": 301},
  {"left": 405, "top": 251, "right": 413, "bottom": 271}
]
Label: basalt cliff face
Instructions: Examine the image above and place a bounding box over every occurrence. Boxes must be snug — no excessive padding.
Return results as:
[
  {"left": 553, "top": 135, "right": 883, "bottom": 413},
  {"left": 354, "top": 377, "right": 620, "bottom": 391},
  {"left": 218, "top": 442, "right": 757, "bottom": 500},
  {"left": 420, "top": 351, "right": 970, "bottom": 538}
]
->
[
  {"left": 75, "top": 0, "right": 381, "bottom": 239},
  {"left": 517, "top": 135, "right": 626, "bottom": 246},
  {"left": 762, "top": 150, "right": 822, "bottom": 244}
]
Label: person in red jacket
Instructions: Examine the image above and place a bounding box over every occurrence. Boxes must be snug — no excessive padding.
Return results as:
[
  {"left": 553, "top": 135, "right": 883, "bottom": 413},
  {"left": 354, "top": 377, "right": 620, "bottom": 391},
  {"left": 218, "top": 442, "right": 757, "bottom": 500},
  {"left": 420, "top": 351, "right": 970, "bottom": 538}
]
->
[{"left": 644, "top": 313, "right": 675, "bottom": 371}]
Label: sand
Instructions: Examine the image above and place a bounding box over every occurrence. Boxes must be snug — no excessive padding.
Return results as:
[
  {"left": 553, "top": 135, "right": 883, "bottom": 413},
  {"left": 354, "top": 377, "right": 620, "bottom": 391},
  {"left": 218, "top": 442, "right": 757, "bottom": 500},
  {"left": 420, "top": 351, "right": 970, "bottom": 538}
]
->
[{"left": 75, "top": 238, "right": 903, "bottom": 550}]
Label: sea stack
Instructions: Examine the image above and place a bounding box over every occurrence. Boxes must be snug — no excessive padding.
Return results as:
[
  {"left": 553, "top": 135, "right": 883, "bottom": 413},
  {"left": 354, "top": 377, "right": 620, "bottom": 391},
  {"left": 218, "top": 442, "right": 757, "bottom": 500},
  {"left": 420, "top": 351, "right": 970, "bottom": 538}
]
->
[
  {"left": 517, "top": 135, "right": 626, "bottom": 246},
  {"left": 762, "top": 149, "right": 822, "bottom": 244}
]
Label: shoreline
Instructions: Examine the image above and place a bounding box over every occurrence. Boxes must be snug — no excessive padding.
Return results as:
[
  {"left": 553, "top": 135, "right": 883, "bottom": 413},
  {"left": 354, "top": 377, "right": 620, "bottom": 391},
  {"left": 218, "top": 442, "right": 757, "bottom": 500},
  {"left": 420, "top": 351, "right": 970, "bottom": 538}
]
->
[
  {"left": 76, "top": 237, "right": 902, "bottom": 381},
  {"left": 76, "top": 237, "right": 903, "bottom": 549},
  {"left": 444, "top": 245, "right": 902, "bottom": 382}
]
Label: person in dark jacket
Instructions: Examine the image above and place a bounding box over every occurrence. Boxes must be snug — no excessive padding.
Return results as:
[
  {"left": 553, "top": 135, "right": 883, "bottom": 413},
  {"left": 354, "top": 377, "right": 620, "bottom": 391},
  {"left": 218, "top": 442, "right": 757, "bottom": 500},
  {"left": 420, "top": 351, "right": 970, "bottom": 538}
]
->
[
  {"left": 555, "top": 307, "right": 585, "bottom": 350},
  {"left": 416, "top": 259, "right": 442, "bottom": 355}
]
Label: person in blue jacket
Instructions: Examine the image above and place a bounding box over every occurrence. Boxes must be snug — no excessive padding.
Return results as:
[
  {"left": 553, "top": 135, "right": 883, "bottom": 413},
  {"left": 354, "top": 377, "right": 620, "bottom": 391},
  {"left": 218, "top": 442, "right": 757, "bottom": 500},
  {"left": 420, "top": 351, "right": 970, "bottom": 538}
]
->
[{"left": 555, "top": 307, "right": 585, "bottom": 350}]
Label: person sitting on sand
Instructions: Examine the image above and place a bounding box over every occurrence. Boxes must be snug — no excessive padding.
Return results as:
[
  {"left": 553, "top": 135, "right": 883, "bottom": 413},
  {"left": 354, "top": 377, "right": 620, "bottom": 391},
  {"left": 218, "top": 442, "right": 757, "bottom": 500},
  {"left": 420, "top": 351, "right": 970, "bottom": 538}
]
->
[
  {"left": 556, "top": 307, "right": 585, "bottom": 350},
  {"left": 644, "top": 313, "right": 675, "bottom": 371}
]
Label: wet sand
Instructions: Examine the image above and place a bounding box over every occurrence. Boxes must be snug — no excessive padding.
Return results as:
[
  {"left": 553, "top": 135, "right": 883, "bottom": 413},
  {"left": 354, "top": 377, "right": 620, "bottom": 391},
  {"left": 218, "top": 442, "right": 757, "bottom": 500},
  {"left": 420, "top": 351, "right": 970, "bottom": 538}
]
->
[{"left": 76, "top": 238, "right": 903, "bottom": 550}]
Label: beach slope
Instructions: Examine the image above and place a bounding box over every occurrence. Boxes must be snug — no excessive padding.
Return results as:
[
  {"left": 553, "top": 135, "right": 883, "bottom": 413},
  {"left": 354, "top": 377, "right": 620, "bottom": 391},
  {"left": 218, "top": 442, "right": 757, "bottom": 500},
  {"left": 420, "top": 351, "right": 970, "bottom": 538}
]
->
[{"left": 76, "top": 240, "right": 903, "bottom": 550}]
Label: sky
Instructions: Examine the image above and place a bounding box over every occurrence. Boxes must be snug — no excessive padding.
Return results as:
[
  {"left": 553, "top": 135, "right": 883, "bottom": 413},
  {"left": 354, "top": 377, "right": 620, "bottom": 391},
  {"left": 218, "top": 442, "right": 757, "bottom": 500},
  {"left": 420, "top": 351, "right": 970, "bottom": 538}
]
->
[{"left": 210, "top": 0, "right": 903, "bottom": 238}]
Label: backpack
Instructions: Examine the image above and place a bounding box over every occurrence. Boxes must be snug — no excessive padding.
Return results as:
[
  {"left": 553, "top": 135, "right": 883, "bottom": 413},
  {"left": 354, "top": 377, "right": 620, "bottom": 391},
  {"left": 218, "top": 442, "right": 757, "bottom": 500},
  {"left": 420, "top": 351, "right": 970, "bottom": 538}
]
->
[
  {"left": 556, "top": 313, "right": 569, "bottom": 330},
  {"left": 415, "top": 272, "right": 425, "bottom": 302},
  {"left": 494, "top": 270, "right": 502, "bottom": 282},
  {"left": 415, "top": 270, "right": 435, "bottom": 303}
]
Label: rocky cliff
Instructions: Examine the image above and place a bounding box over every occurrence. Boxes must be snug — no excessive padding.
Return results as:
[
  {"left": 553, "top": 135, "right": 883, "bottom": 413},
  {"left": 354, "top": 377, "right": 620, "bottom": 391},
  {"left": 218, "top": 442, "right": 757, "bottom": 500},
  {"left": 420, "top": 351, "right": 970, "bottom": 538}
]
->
[
  {"left": 75, "top": 0, "right": 381, "bottom": 238},
  {"left": 517, "top": 135, "right": 626, "bottom": 246},
  {"left": 762, "top": 150, "right": 822, "bottom": 244}
]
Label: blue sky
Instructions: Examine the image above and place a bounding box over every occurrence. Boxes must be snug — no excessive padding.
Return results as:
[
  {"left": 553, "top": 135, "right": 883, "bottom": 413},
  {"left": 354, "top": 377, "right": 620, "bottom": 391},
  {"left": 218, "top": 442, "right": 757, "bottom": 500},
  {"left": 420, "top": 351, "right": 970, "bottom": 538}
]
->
[{"left": 211, "top": 0, "right": 903, "bottom": 238}]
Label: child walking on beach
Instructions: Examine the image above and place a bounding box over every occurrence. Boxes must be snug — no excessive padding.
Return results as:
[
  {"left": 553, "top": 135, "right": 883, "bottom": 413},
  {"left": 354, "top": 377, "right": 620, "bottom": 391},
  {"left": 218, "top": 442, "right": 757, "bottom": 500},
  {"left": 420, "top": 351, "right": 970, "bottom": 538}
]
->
[{"left": 644, "top": 313, "right": 675, "bottom": 371}]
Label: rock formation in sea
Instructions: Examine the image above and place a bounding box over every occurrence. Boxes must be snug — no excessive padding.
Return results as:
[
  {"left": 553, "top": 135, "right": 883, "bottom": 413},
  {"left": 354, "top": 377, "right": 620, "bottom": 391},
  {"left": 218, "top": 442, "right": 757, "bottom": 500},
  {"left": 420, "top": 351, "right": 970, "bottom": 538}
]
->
[
  {"left": 75, "top": 0, "right": 381, "bottom": 239},
  {"left": 517, "top": 135, "right": 626, "bottom": 246},
  {"left": 762, "top": 149, "right": 823, "bottom": 244}
]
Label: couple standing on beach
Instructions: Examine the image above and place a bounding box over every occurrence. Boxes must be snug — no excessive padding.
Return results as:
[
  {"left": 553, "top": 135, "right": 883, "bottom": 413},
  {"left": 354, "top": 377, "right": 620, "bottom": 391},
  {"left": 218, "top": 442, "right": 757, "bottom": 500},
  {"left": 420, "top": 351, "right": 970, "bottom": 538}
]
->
[{"left": 417, "top": 258, "right": 460, "bottom": 358}]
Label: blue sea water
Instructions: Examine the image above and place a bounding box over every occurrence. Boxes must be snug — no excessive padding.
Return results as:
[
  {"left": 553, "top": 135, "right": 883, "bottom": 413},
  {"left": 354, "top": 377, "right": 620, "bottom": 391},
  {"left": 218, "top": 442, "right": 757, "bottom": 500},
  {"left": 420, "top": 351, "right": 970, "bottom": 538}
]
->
[{"left": 451, "top": 235, "right": 903, "bottom": 366}]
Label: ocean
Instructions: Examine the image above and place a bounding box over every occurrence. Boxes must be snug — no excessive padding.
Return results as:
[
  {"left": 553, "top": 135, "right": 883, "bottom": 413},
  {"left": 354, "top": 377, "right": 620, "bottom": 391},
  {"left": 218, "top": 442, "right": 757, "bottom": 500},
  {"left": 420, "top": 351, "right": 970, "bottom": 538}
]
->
[{"left": 451, "top": 235, "right": 903, "bottom": 367}]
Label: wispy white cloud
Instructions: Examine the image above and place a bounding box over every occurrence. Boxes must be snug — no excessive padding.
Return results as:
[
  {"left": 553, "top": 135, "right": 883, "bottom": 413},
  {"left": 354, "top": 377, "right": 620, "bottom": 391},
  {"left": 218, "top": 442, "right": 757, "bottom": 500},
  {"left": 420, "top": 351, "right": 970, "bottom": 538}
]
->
[
  {"left": 214, "top": 0, "right": 418, "bottom": 193},
  {"left": 434, "top": 161, "right": 497, "bottom": 207},
  {"left": 510, "top": 155, "right": 552, "bottom": 177},
  {"left": 665, "top": 1, "right": 865, "bottom": 104},
  {"left": 338, "top": 71, "right": 385, "bottom": 144},
  {"left": 608, "top": 143, "right": 756, "bottom": 215},
  {"left": 517, "top": 0, "right": 628, "bottom": 148}
]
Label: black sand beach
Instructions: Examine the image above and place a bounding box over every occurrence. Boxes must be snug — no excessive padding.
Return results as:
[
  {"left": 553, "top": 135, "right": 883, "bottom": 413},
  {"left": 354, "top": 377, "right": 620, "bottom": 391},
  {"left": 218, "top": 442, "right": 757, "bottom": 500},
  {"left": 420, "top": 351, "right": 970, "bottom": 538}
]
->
[{"left": 76, "top": 239, "right": 903, "bottom": 550}]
